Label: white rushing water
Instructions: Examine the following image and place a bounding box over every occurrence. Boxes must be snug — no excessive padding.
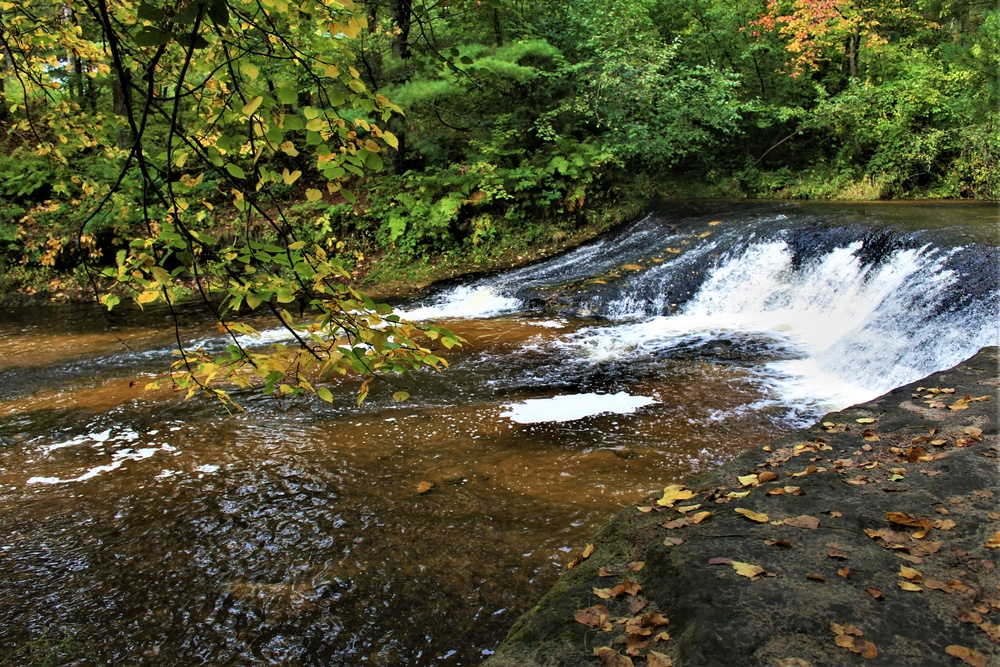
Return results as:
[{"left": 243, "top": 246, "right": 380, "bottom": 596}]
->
[{"left": 413, "top": 231, "right": 996, "bottom": 418}]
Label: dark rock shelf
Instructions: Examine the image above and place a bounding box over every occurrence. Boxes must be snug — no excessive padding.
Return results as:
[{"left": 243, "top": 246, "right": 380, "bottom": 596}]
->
[{"left": 485, "top": 347, "right": 999, "bottom": 667}]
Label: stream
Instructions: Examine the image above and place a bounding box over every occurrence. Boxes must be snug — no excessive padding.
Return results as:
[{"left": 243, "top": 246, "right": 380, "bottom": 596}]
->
[{"left": 0, "top": 200, "right": 997, "bottom": 665}]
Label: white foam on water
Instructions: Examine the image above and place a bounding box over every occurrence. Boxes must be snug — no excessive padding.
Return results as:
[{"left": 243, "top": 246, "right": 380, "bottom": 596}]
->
[
  {"left": 500, "top": 392, "right": 657, "bottom": 424},
  {"left": 26, "top": 443, "right": 177, "bottom": 485},
  {"left": 399, "top": 286, "right": 521, "bottom": 320},
  {"left": 562, "top": 240, "right": 997, "bottom": 414}
]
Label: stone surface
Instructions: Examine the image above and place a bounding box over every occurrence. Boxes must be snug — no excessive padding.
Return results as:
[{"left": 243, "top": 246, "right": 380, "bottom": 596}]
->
[{"left": 485, "top": 347, "right": 999, "bottom": 667}]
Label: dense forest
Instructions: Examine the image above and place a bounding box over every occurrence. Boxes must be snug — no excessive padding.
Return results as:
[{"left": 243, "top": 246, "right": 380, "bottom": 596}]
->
[{"left": 1, "top": 0, "right": 997, "bottom": 401}]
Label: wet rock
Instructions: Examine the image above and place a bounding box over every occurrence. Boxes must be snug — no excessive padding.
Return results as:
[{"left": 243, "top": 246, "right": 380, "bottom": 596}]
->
[{"left": 485, "top": 347, "right": 999, "bottom": 667}]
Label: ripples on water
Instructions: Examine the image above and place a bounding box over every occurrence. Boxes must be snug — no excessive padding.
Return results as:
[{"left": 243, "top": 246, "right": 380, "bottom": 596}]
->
[{"left": 0, "top": 201, "right": 996, "bottom": 665}]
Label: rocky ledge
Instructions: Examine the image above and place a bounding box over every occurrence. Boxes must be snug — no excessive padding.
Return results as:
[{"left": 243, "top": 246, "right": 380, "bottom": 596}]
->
[{"left": 485, "top": 347, "right": 999, "bottom": 667}]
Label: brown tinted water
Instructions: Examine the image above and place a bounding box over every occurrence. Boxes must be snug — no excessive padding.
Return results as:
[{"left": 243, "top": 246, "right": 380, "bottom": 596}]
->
[{"left": 0, "top": 306, "right": 783, "bottom": 666}]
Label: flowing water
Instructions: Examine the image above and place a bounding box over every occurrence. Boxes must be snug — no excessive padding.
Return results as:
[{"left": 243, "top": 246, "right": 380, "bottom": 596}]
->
[{"left": 0, "top": 201, "right": 997, "bottom": 665}]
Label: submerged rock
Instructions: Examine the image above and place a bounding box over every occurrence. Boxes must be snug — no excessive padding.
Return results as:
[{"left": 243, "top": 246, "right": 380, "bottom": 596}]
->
[{"left": 485, "top": 347, "right": 999, "bottom": 667}]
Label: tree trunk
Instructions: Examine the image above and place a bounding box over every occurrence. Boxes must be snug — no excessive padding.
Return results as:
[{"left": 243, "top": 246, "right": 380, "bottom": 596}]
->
[
  {"left": 391, "top": 0, "right": 412, "bottom": 60},
  {"left": 112, "top": 70, "right": 133, "bottom": 148}
]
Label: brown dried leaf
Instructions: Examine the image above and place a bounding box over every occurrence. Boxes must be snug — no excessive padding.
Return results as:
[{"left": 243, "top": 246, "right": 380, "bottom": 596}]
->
[
  {"left": 416, "top": 481, "right": 434, "bottom": 494},
  {"left": 790, "top": 465, "right": 820, "bottom": 477},
  {"left": 758, "top": 471, "right": 779, "bottom": 483},
  {"left": 628, "top": 561, "right": 645, "bottom": 572},
  {"left": 886, "top": 511, "right": 923, "bottom": 527},
  {"left": 765, "top": 538, "right": 794, "bottom": 548},
  {"left": 956, "top": 611, "right": 983, "bottom": 624},
  {"left": 925, "top": 578, "right": 949, "bottom": 592},
  {"left": 625, "top": 635, "right": 649, "bottom": 656},
  {"left": 979, "top": 620, "right": 1000, "bottom": 644},
  {"left": 708, "top": 557, "right": 733, "bottom": 565},
  {"left": 598, "top": 566, "right": 616, "bottom": 577},
  {"left": 663, "top": 537, "right": 684, "bottom": 548},
  {"left": 806, "top": 573, "right": 826, "bottom": 582},
  {"left": 647, "top": 651, "right": 673, "bottom": 667},
  {"left": 838, "top": 567, "right": 850, "bottom": 579},
  {"left": 866, "top": 587, "right": 884, "bottom": 600},
  {"left": 783, "top": 515, "right": 820, "bottom": 529},
  {"left": 776, "top": 660, "right": 812, "bottom": 667},
  {"left": 735, "top": 508, "right": 770, "bottom": 523},
  {"left": 945, "top": 645, "right": 988, "bottom": 667},
  {"left": 934, "top": 519, "right": 957, "bottom": 531},
  {"left": 592, "top": 646, "right": 635, "bottom": 667},
  {"left": 661, "top": 518, "right": 689, "bottom": 530},
  {"left": 575, "top": 605, "right": 612, "bottom": 630}
]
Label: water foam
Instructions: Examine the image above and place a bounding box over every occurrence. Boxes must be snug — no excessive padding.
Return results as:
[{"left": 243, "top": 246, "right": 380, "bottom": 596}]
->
[{"left": 500, "top": 392, "right": 657, "bottom": 424}]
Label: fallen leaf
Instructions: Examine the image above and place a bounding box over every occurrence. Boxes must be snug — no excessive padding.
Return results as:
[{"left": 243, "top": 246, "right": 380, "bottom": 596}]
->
[
  {"left": 899, "top": 581, "right": 923, "bottom": 592},
  {"left": 945, "top": 645, "right": 987, "bottom": 667},
  {"left": 689, "top": 511, "right": 713, "bottom": 524},
  {"left": 575, "top": 605, "right": 613, "bottom": 630},
  {"left": 732, "top": 561, "right": 767, "bottom": 580},
  {"left": 757, "top": 471, "right": 779, "bottom": 483},
  {"left": 985, "top": 532, "right": 1000, "bottom": 549},
  {"left": 935, "top": 519, "right": 957, "bottom": 531},
  {"left": 726, "top": 490, "right": 751, "bottom": 499},
  {"left": 598, "top": 566, "right": 616, "bottom": 577},
  {"left": 765, "top": 538, "right": 793, "bottom": 548},
  {"left": 593, "top": 646, "right": 634, "bottom": 667},
  {"left": 978, "top": 620, "right": 1000, "bottom": 643},
  {"left": 416, "top": 481, "right": 434, "bottom": 494},
  {"left": 708, "top": 557, "right": 733, "bottom": 565},
  {"left": 662, "top": 518, "right": 689, "bottom": 529},
  {"left": 738, "top": 474, "right": 759, "bottom": 487},
  {"left": 775, "top": 660, "right": 812, "bottom": 667},
  {"left": 647, "top": 651, "right": 673, "bottom": 667},
  {"left": 856, "top": 418, "right": 877, "bottom": 424},
  {"left": 568, "top": 543, "right": 596, "bottom": 569},
  {"left": 637, "top": 506, "right": 653, "bottom": 513},
  {"left": 806, "top": 573, "right": 825, "bottom": 582},
  {"left": 956, "top": 611, "right": 983, "bottom": 624},
  {"left": 866, "top": 587, "right": 884, "bottom": 600},
  {"left": 663, "top": 537, "right": 684, "bottom": 547},
  {"left": 625, "top": 635, "right": 649, "bottom": 657},
  {"left": 899, "top": 565, "right": 922, "bottom": 582},
  {"left": 657, "top": 485, "right": 695, "bottom": 507},
  {"left": 653, "top": 631, "right": 670, "bottom": 642},
  {"left": 965, "top": 426, "right": 983, "bottom": 441},
  {"left": 735, "top": 508, "right": 770, "bottom": 523},
  {"left": 628, "top": 561, "right": 645, "bottom": 572},
  {"left": 783, "top": 515, "right": 820, "bottom": 529},
  {"left": 925, "top": 578, "right": 949, "bottom": 592},
  {"left": 838, "top": 567, "right": 850, "bottom": 578},
  {"left": 675, "top": 504, "right": 703, "bottom": 514}
]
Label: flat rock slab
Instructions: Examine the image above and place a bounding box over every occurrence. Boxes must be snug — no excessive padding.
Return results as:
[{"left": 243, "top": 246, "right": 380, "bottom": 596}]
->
[{"left": 485, "top": 347, "right": 999, "bottom": 667}]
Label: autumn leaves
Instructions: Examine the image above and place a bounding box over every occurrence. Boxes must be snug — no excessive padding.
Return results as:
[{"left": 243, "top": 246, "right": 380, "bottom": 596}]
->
[{"left": 562, "top": 384, "right": 996, "bottom": 667}]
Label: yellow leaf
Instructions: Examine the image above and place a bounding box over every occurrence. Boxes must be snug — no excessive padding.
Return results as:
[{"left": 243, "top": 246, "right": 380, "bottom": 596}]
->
[
  {"left": 732, "top": 561, "right": 766, "bottom": 580},
  {"left": 137, "top": 290, "right": 159, "bottom": 305},
  {"left": 306, "top": 188, "right": 322, "bottom": 202},
  {"left": 738, "top": 474, "right": 759, "bottom": 487},
  {"left": 656, "top": 484, "right": 694, "bottom": 507},
  {"left": 282, "top": 169, "right": 302, "bottom": 185},
  {"left": 689, "top": 511, "right": 713, "bottom": 524},
  {"left": 383, "top": 131, "right": 399, "bottom": 149},
  {"left": 898, "top": 565, "right": 922, "bottom": 582},
  {"left": 735, "top": 508, "right": 770, "bottom": 523},
  {"left": 242, "top": 95, "right": 263, "bottom": 116},
  {"left": 898, "top": 581, "right": 923, "bottom": 592}
]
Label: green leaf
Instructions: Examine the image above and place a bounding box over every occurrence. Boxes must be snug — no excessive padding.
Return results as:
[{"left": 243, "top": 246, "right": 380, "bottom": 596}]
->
[
  {"left": 246, "top": 293, "right": 262, "bottom": 309},
  {"left": 392, "top": 391, "right": 410, "bottom": 402},
  {"left": 317, "top": 387, "right": 333, "bottom": 403},
  {"left": 382, "top": 131, "right": 399, "bottom": 149},
  {"left": 225, "top": 163, "right": 246, "bottom": 178},
  {"left": 135, "top": 26, "right": 172, "bottom": 47},
  {"left": 277, "top": 84, "right": 298, "bottom": 105}
]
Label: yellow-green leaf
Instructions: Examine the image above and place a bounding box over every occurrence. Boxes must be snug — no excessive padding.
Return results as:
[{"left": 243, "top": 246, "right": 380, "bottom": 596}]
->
[
  {"left": 282, "top": 169, "right": 302, "bottom": 185},
  {"left": 392, "top": 391, "right": 410, "bottom": 402},
  {"left": 383, "top": 131, "right": 399, "bottom": 149},
  {"left": 242, "top": 95, "right": 264, "bottom": 116},
  {"left": 241, "top": 62, "right": 260, "bottom": 80},
  {"left": 306, "top": 188, "right": 322, "bottom": 202},
  {"left": 317, "top": 387, "right": 333, "bottom": 403}
]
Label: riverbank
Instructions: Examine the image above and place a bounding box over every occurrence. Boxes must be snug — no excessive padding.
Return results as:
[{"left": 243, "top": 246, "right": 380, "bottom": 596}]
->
[{"left": 485, "top": 346, "right": 1000, "bottom": 667}]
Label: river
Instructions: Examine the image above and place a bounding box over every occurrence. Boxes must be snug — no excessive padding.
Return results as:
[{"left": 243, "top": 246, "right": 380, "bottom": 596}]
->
[{"left": 0, "top": 200, "right": 997, "bottom": 665}]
